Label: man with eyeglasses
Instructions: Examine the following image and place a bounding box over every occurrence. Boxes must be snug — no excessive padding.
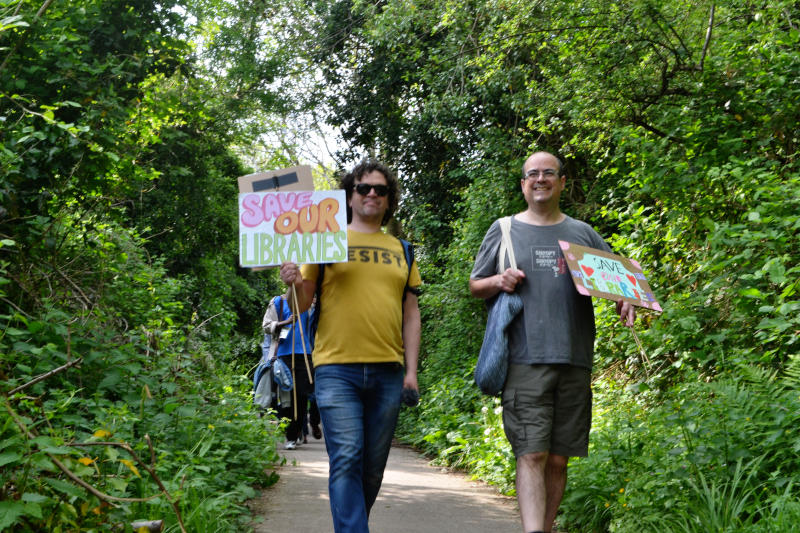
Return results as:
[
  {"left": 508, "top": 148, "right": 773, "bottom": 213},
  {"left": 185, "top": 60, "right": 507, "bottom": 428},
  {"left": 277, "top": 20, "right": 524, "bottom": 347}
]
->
[
  {"left": 279, "top": 160, "right": 421, "bottom": 533},
  {"left": 469, "top": 151, "right": 635, "bottom": 533}
]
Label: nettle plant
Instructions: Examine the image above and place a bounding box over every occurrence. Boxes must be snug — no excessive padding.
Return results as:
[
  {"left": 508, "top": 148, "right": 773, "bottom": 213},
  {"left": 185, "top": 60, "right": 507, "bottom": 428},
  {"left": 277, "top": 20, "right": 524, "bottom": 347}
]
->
[{"left": 1, "top": 234, "right": 281, "bottom": 532}]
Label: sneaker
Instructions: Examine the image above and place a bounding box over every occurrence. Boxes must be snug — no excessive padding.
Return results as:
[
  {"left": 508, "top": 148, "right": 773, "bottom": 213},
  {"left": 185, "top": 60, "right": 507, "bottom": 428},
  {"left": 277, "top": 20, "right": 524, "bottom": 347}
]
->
[
  {"left": 284, "top": 440, "right": 296, "bottom": 450},
  {"left": 312, "top": 424, "right": 322, "bottom": 440}
]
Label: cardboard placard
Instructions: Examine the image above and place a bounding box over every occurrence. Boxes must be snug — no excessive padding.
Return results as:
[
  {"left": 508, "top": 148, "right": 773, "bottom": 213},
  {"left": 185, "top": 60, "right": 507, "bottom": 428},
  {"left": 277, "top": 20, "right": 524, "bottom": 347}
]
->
[
  {"left": 558, "top": 241, "right": 662, "bottom": 312},
  {"left": 237, "top": 165, "right": 314, "bottom": 193},
  {"left": 238, "top": 165, "right": 317, "bottom": 270},
  {"left": 239, "top": 190, "right": 348, "bottom": 267}
]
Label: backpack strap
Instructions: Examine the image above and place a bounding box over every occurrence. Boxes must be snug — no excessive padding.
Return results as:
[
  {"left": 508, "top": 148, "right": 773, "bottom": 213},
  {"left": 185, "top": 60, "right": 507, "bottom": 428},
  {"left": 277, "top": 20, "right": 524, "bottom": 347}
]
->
[
  {"left": 308, "top": 264, "right": 325, "bottom": 344},
  {"left": 399, "top": 237, "right": 416, "bottom": 301}
]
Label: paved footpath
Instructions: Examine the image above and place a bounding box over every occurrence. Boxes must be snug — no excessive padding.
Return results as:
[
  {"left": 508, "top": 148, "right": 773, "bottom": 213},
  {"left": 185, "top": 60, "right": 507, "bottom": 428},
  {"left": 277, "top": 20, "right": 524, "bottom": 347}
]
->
[{"left": 250, "top": 435, "right": 522, "bottom": 533}]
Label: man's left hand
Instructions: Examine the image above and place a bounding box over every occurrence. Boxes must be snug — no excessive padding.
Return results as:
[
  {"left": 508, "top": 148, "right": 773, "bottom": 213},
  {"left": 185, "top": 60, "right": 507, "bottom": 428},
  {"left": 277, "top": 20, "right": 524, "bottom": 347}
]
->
[
  {"left": 616, "top": 300, "right": 636, "bottom": 327},
  {"left": 403, "top": 373, "right": 419, "bottom": 393}
]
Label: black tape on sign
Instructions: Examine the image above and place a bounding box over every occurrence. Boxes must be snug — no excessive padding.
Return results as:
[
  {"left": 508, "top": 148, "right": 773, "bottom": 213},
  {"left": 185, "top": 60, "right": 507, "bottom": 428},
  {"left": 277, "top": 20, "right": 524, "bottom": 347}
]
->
[{"left": 253, "top": 171, "right": 300, "bottom": 191}]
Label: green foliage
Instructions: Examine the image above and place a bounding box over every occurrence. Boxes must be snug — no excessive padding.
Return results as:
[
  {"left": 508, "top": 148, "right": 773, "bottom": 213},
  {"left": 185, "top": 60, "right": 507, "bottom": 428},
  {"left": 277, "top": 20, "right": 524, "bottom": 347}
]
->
[
  {"left": 3, "top": 0, "right": 800, "bottom": 531},
  {"left": 555, "top": 361, "right": 800, "bottom": 532},
  {"left": 1, "top": 1, "right": 290, "bottom": 531},
  {"left": 1, "top": 223, "right": 281, "bottom": 531}
]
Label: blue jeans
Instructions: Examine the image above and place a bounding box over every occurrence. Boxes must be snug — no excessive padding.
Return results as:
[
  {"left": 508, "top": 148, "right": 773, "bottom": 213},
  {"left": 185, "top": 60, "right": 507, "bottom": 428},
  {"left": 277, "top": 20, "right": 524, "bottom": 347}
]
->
[{"left": 314, "top": 363, "right": 403, "bottom": 533}]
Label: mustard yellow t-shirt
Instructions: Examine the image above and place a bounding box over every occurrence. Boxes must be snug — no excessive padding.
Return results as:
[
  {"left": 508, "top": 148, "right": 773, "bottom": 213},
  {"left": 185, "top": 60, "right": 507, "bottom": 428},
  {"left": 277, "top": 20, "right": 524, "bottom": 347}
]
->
[{"left": 300, "top": 229, "right": 422, "bottom": 366}]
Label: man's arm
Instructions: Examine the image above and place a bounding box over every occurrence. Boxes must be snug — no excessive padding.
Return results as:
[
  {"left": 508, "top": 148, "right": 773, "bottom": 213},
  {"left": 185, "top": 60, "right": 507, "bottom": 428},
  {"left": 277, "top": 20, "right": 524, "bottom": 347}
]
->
[
  {"left": 279, "top": 262, "right": 316, "bottom": 313},
  {"left": 469, "top": 268, "right": 526, "bottom": 299},
  {"left": 402, "top": 292, "right": 421, "bottom": 392}
]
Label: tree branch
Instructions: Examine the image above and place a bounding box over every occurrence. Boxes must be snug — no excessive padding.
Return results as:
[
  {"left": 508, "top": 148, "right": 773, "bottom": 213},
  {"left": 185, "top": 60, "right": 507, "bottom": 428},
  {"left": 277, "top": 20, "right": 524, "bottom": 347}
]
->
[
  {"left": 1, "top": 398, "right": 156, "bottom": 505},
  {"left": 3, "top": 399, "right": 187, "bottom": 531},
  {"left": 186, "top": 311, "right": 224, "bottom": 339},
  {"left": 698, "top": 4, "right": 715, "bottom": 71},
  {"left": 7, "top": 357, "right": 83, "bottom": 396},
  {"left": 1, "top": 296, "right": 32, "bottom": 318},
  {"left": 68, "top": 437, "right": 188, "bottom": 533}
]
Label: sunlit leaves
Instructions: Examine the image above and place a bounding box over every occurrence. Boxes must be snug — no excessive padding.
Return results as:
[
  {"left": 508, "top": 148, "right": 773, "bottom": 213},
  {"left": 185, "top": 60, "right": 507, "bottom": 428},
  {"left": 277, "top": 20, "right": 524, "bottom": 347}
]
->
[
  {"left": 1, "top": 1, "right": 286, "bottom": 531},
  {"left": 118, "top": 458, "right": 142, "bottom": 478}
]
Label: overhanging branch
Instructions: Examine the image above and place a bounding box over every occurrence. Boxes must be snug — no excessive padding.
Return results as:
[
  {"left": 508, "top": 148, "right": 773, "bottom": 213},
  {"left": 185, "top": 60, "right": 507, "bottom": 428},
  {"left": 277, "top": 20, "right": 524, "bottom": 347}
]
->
[{"left": 698, "top": 4, "right": 716, "bottom": 71}]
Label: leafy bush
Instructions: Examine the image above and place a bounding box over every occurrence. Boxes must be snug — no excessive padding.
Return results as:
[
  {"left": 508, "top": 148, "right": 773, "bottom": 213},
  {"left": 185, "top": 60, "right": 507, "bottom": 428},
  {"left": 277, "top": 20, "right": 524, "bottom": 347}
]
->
[
  {"left": 1, "top": 218, "right": 282, "bottom": 532},
  {"left": 1, "top": 306, "right": 281, "bottom": 532},
  {"left": 559, "top": 360, "right": 800, "bottom": 532}
]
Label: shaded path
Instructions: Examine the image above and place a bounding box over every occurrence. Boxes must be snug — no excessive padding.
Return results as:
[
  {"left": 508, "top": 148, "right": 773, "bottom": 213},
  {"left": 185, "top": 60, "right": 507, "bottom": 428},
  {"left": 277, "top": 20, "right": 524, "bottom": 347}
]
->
[{"left": 250, "top": 436, "right": 521, "bottom": 532}]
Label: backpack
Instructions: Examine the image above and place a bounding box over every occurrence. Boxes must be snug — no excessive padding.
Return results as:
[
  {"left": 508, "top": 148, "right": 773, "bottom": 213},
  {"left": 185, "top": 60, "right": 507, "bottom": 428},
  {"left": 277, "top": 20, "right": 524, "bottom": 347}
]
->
[{"left": 308, "top": 237, "right": 415, "bottom": 343}]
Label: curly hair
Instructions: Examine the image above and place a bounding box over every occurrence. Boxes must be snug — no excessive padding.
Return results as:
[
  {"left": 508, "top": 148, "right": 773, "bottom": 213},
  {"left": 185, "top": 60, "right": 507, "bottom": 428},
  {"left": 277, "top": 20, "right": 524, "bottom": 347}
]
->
[{"left": 339, "top": 159, "right": 399, "bottom": 226}]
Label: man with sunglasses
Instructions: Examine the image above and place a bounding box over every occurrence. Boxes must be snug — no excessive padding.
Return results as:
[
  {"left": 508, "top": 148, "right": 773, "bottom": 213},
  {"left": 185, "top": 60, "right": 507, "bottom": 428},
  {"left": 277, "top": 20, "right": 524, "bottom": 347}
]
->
[
  {"left": 469, "top": 151, "right": 635, "bottom": 533},
  {"left": 279, "top": 160, "right": 421, "bottom": 533}
]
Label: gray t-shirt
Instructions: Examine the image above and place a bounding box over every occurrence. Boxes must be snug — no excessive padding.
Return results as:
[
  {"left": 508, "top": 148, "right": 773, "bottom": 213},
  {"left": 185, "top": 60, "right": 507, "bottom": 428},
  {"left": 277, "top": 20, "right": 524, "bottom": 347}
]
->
[{"left": 470, "top": 215, "right": 611, "bottom": 369}]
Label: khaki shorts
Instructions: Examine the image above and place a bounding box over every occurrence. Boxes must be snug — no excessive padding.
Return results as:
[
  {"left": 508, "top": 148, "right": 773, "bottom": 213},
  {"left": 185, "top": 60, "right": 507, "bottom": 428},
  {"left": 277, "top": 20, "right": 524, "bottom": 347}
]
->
[{"left": 501, "top": 364, "right": 592, "bottom": 458}]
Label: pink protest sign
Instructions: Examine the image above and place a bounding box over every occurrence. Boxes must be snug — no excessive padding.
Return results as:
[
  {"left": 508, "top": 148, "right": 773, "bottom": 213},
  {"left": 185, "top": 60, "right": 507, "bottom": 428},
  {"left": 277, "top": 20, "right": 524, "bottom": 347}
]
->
[
  {"left": 558, "top": 241, "right": 662, "bottom": 312},
  {"left": 239, "top": 190, "right": 348, "bottom": 267}
]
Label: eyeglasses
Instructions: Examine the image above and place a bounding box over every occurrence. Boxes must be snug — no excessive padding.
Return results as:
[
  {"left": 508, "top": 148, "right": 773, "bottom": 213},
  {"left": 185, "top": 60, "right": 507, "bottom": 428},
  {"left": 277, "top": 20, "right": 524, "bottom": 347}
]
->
[
  {"left": 354, "top": 183, "right": 390, "bottom": 197},
  {"left": 524, "top": 168, "right": 559, "bottom": 180}
]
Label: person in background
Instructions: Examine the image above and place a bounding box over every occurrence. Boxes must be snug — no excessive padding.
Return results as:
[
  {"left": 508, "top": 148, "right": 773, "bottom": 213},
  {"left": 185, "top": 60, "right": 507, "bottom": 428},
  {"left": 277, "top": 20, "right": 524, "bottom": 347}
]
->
[
  {"left": 262, "top": 295, "right": 317, "bottom": 450},
  {"left": 469, "top": 150, "right": 635, "bottom": 533},
  {"left": 301, "top": 393, "right": 322, "bottom": 443},
  {"left": 279, "top": 160, "right": 421, "bottom": 532}
]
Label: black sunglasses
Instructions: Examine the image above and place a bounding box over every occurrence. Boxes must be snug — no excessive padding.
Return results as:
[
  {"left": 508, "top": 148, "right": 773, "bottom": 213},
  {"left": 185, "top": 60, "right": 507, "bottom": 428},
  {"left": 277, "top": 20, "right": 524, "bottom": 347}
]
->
[{"left": 354, "top": 183, "right": 390, "bottom": 197}]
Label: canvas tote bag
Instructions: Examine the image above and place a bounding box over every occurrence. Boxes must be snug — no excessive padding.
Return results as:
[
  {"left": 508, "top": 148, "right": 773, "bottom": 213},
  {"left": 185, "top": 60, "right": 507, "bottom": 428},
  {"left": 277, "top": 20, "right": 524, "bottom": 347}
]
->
[{"left": 474, "top": 216, "right": 523, "bottom": 396}]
